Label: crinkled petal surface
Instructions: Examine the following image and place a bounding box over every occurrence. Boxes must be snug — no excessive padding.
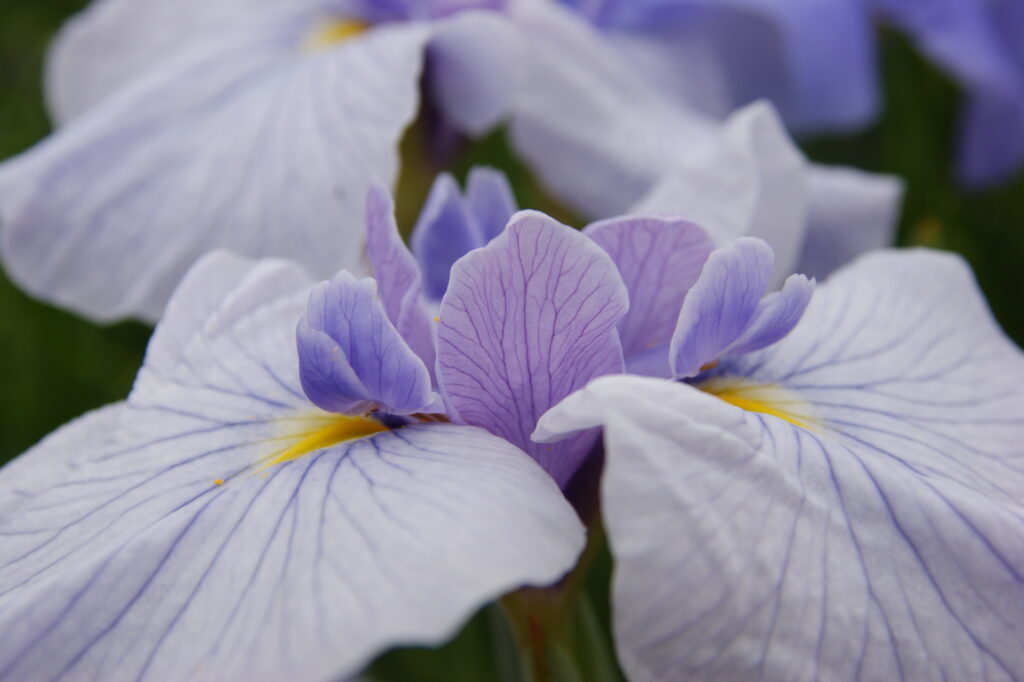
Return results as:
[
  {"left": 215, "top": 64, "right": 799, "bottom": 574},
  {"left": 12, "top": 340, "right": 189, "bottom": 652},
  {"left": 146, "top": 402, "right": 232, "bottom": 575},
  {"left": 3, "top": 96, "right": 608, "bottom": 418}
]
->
[
  {"left": 411, "top": 173, "right": 484, "bottom": 301},
  {"left": 298, "top": 271, "right": 434, "bottom": 415},
  {"left": 536, "top": 249, "right": 1024, "bottom": 681},
  {"left": 0, "top": 253, "right": 586, "bottom": 682},
  {"left": 436, "top": 211, "right": 628, "bottom": 485},
  {"left": 670, "top": 237, "right": 774, "bottom": 378},
  {"left": 584, "top": 215, "right": 714, "bottom": 373},
  {"left": 797, "top": 164, "right": 903, "bottom": 280},
  {"left": 0, "top": 11, "right": 429, "bottom": 322}
]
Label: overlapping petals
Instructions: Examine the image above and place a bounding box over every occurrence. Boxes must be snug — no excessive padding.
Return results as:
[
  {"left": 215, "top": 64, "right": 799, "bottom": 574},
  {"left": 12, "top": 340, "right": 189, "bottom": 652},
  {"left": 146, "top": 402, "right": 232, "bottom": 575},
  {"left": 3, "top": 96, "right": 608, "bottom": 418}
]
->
[
  {"left": 437, "top": 211, "right": 629, "bottom": 485},
  {"left": 0, "top": 252, "right": 585, "bottom": 682},
  {"left": 297, "top": 272, "right": 435, "bottom": 415},
  {"left": 536, "top": 249, "right": 1024, "bottom": 680},
  {"left": 670, "top": 237, "right": 812, "bottom": 378}
]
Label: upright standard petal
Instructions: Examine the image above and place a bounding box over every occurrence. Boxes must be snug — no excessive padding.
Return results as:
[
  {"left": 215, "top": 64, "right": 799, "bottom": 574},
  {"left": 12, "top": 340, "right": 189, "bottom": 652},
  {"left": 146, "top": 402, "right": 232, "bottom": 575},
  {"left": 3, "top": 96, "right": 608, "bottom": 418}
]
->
[
  {"left": 0, "top": 253, "right": 585, "bottom": 682},
  {"left": 584, "top": 215, "right": 714, "bottom": 375},
  {"left": 465, "top": 166, "right": 518, "bottom": 243},
  {"left": 365, "top": 182, "right": 436, "bottom": 370},
  {"left": 0, "top": 12, "right": 429, "bottom": 322},
  {"left": 411, "top": 173, "right": 485, "bottom": 301},
  {"left": 670, "top": 238, "right": 812, "bottom": 378},
  {"left": 537, "top": 249, "right": 1024, "bottom": 681},
  {"left": 298, "top": 271, "right": 434, "bottom": 415},
  {"left": 436, "top": 211, "right": 629, "bottom": 485}
]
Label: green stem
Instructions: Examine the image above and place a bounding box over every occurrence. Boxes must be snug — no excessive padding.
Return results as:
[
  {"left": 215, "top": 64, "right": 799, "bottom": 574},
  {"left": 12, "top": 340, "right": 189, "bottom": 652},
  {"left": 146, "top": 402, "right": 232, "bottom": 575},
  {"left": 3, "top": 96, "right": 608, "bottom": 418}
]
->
[{"left": 498, "top": 524, "right": 622, "bottom": 682}]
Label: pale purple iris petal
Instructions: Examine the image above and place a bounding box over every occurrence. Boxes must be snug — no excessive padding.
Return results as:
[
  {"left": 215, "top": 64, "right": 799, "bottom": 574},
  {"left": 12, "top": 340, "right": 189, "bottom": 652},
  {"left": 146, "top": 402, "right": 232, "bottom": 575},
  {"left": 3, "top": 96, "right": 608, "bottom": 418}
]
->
[
  {"left": 797, "top": 164, "right": 903, "bottom": 280},
  {"left": 584, "top": 215, "right": 714, "bottom": 372},
  {"left": 0, "top": 13, "right": 429, "bottom": 322},
  {"left": 411, "top": 173, "right": 485, "bottom": 301},
  {"left": 44, "top": 0, "right": 317, "bottom": 124},
  {"left": 357, "top": 0, "right": 505, "bottom": 21},
  {"left": 427, "top": 9, "right": 523, "bottom": 135},
  {"left": 561, "top": 0, "right": 878, "bottom": 132},
  {"left": 957, "top": 1, "right": 1024, "bottom": 186},
  {"left": 298, "top": 272, "right": 433, "bottom": 415},
  {"left": 0, "top": 253, "right": 584, "bottom": 682},
  {"left": 874, "top": 0, "right": 1024, "bottom": 185},
  {"left": 365, "top": 182, "right": 436, "bottom": 370},
  {"left": 0, "top": 402, "right": 126, "bottom": 519},
  {"left": 961, "top": 86, "right": 1024, "bottom": 187},
  {"left": 630, "top": 102, "right": 808, "bottom": 285},
  {"left": 436, "top": 210, "right": 629, "bottom": 485},
  {"left": 669, "top": 237, "right": 773, "bottom": 378},
  {"left": 720, "top": 271, "right": 813, "bottom": 356},
  {"left": 536, "top": 249, "right": 1024, "bottom": 680},
  {"left": 507, "top": 0, "right": 718, "bottom": 218},
  {"left": 465, "top": 166, "right": 518, "bottom": 243}
]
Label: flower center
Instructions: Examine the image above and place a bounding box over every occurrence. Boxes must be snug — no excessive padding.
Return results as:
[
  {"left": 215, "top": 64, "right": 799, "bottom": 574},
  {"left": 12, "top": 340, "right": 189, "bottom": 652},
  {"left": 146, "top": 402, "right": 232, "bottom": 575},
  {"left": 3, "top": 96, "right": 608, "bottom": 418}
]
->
[
  {"left": 699, "top": 377, "right": 818, "bottom": 430},
  {"left": 301, "top": 18, "right": 369, "bottom": 52}
]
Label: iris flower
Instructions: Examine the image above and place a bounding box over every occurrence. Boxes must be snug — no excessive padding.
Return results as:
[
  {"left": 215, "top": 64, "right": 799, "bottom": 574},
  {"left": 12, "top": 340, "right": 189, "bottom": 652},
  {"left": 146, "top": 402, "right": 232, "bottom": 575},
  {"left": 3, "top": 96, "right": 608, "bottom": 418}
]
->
[
  {"left": 538, "top": 251, "right": 1024, "bottom": 679},
  {"left": 556, "top": 0, "right": 1024, "bottom": 186},
  {"left": 0, "top": 0, "right": 899, "bottom": 323},
  {"left": 5, "top": 171, "right": 1021, "bottom": 680}
]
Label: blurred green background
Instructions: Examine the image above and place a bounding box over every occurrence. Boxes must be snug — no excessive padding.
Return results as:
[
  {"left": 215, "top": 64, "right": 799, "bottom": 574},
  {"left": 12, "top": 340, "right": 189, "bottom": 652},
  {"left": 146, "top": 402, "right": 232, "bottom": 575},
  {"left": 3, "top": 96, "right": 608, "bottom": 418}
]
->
[{"left": 1, "top": 0, "right": 1023, "bottom": 466}]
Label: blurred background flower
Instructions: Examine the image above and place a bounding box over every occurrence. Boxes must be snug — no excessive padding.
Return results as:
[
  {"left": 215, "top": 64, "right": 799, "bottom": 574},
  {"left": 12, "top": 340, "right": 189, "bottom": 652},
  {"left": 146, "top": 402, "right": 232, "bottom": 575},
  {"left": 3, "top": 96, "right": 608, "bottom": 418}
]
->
[{"left": 1, "top": 0, "right": 1023, "bottom": 501}]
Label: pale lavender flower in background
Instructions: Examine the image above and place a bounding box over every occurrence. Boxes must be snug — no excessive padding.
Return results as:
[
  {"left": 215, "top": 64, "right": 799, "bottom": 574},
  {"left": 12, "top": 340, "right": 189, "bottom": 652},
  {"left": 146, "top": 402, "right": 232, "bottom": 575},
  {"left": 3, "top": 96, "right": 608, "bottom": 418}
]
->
[
  {"left": 557, "top": 0, "right": 1024, "bottom": 186},
  {"left": 0, "top": 0, "right": 900, "bottom": 323},
  {"left": 0, "top": 0, "right": 520, "bottom": 322}
]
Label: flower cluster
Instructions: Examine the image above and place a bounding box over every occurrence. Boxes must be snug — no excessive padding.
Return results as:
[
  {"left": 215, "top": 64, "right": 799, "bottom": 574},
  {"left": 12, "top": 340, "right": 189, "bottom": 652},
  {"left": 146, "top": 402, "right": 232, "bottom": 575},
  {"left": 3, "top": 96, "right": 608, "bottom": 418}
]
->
[{"left": 1, "top": 1, "right": 1023, "bottom": 681}]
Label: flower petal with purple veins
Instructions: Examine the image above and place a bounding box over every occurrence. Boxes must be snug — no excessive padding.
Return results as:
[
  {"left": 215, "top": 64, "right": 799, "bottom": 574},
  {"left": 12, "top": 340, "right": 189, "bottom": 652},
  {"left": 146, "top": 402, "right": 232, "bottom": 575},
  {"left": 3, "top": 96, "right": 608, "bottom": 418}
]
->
[
  {"left": 411, "top": 173, "right": 486, "bottom": 301},
  {"left": 298, "top": 271, "right": 434, "bottom": 416},
  {"left": 0, "top": 12, "right": 430, "bottom": 322},
  {"left": 436, "top": 210, "right": 629, "bottom": 485},
  {"left": 0, "top": 251, "right": 584, "bottom": 682},
  {"left": 670, "top": 237, "right": 775, "bottom": 378},
  {"left": 585, "top": 214, "right": 715, "bottom": 376},
  {"left": 719, "top": 272, "right": 813, "bottom": 358},
  {"left": 365, "top": 181, "right": 436, "bottom": 371},
  {"left": 536, "top": 249, "right": 1024, "bottom": 681}
]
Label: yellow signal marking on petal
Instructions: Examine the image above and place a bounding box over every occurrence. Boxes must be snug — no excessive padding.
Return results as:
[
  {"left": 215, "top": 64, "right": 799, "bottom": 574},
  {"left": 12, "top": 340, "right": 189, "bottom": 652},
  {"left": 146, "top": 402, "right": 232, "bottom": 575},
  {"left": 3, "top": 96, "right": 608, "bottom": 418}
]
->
[
  {"left": 433, "top": 316, "right": 440, "bottom": 323},
  {"left": 302, "top": 18, "right": 368, "bottom": 52},
  {"left": 213, "top": 479, "right": 224, "bottom": 486},
  {"left": 258, "top": 414, "right": 388, "bottom": 471},
  {"left": 700, "top": 378, "right": 818, "bottom": 431}
]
